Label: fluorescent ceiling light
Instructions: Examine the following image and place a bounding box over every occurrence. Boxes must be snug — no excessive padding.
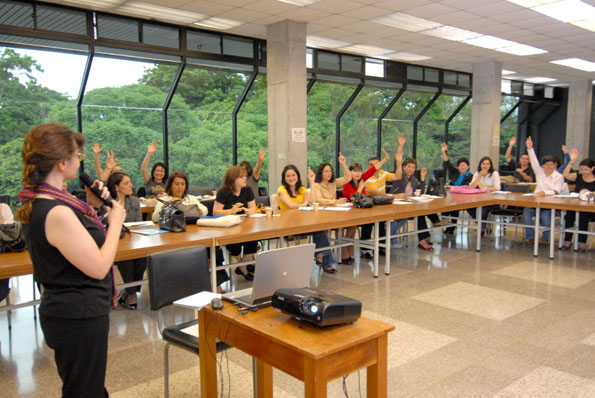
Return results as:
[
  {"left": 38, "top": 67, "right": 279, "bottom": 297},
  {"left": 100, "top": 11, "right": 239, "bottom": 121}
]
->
[
  {"left": 463, "top": 35, "right": 517, "bottom": 49},
  {"left": 422, "top": 26, "right": 482, "bottom": 41},
  {"left": 63, "top": 0, "right": 124, "bottom": 8},
  {"left": 533, "top": 0, "right": 595, "bottom": 22},
  {"left": 550, "top": 57, "right": 595, "bottom": 71},
  {"left": 385, "top": 52, "right": 432, "bottom": 62},
  {"left": 194, "top": 17, "right": 242, "bottom": 30},
  {"left": 502, "top": 69, "right": 516, "bottom": 75},
  {"left": 570, "top": 19, "right": 595, "bottom": 32},
  {"left": 116, "top": 2, "right": 207, "bottom": 24},
  {"left": 371, "top": 12, "right": 441, "bottom": 32},
  {"left": 506, "top": 0, "right": 558, "bottom": 7},
  {"left": 496, "top": 43, "right": 547, "bottom": 55},
  {"left": 340, "top": 44, "right": 393, "bottom": 56},
  {"left": 306, "top": 35, "right": 350, "bottom": 49},
  {"left": 524, "top": 76, "right": 556, "bottom": 83},
  {"left": 277, "top": 0, "right": 320, "bottom": 5}
]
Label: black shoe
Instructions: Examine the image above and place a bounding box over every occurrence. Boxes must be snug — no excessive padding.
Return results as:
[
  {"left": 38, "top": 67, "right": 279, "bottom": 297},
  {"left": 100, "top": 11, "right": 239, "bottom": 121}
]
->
[
  {"left": 247, "top": 264, "right": 255, "bottom": 273},
  {"left": 340, "top": 257, "right": 354, "bottom": 265},
  {"left": 234, "top": 267, "right": 253, "bottom": 281},
  {"left": 379, "top": 248, "right": 386, "bottom": 256},
  {"left": 322, "top": 265, "right": 337, "bottom": 274},
  {"left": 361, "top": 251, "right": 373, "bottom": 259}
]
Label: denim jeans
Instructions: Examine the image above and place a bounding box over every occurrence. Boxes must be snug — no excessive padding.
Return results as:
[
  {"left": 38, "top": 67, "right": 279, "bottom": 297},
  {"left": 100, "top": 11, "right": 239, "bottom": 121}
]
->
[{"left": 523, "top": 207, "right": 552, "bottom": 241}]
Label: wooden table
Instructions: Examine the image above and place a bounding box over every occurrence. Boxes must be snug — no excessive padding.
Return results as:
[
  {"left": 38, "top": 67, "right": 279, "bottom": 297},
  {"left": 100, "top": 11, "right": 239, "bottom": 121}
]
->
[{"left": 199, "top": 303, "right": 395, "bottom": 398}]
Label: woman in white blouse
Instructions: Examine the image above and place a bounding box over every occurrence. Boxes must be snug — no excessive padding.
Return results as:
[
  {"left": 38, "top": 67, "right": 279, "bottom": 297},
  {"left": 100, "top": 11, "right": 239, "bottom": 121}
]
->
[{"left": 468, "top": 156, "right": 500, "bottom": 233}]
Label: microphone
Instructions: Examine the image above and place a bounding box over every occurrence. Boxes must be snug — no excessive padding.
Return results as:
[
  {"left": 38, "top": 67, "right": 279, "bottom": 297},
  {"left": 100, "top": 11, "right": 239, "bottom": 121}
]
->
[{"left": 79, "top": 172, "right": 113, "bottom": 207}]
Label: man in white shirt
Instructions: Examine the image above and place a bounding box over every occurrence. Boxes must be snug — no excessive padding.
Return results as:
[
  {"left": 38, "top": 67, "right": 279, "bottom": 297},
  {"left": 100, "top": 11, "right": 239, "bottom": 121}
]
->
[{"left": 522, "top": 137, "right": 565, "bottom": 242}]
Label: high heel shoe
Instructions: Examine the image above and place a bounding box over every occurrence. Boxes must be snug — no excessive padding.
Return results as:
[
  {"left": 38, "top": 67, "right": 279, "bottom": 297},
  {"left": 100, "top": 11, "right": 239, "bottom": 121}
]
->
[{"left": 234, "top": 267, "right": 254, "bottom": 281}]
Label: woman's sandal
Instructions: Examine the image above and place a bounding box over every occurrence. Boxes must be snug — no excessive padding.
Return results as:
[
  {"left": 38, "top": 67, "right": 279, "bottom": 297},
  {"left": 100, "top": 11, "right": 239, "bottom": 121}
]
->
[
  {"left": 560, "top": 242, "right": 572, "bottom": 250},
  {"left": 418, "top": 242, "right": 435, "bottom": 251},
  {"left": 234, "top": 267, "right": 254, "bottom": 281},
  {"left": 316, "top": 258, "right": 337, "bottom": 274},
  {"left": 118, "top": 293, "right": 137, "bottom": 310}
]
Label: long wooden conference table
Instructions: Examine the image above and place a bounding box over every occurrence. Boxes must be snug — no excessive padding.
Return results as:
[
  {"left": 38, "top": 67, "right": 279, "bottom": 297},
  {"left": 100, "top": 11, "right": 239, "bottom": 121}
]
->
[{"left": 1, "top": 192, "right": 593, "bottom": 289}]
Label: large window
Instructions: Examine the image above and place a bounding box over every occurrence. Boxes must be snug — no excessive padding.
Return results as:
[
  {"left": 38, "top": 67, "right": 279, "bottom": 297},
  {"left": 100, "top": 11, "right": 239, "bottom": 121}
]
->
[
  {"left": 0, "top": 46, "right": 86, "bottom": 200},
  {"left": 500, "top": 96, "right": 520, "bottom": 166}
]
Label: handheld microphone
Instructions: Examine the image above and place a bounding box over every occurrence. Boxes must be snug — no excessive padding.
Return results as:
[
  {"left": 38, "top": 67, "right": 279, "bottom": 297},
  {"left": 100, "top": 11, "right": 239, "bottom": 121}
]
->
[{"left": 79, "top": 172, "right": 113, "bottom": 207}]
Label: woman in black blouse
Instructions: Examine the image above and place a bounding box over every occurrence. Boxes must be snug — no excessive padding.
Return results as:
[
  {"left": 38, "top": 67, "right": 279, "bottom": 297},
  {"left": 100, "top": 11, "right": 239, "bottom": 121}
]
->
[{"left": 18, "top": 123, "right": 125, "bottom": 397}]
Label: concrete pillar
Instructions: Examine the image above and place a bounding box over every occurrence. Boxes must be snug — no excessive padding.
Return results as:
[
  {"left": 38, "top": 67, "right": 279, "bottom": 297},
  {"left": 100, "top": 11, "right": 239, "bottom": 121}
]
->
[
  {"left": 266, "top": 20, "right": 307, "bottom": 191},
  {"left": 470, "top": 61, "right": 502, "bottom": 169},
  {"left": 566, "top": 80, "right": 592, "bottom": 156}
]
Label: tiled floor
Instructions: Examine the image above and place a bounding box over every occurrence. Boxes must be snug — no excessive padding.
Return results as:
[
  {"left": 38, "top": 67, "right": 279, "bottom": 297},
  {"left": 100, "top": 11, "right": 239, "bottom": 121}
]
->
[{"left": 1, "top": 230, "right": 594, "bottom": 397}]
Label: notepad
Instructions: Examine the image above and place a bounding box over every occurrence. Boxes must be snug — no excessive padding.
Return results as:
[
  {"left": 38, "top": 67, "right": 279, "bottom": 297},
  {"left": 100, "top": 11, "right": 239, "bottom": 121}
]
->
[{"left": 174, "top": 291, "right": 222, "bottom": 310}]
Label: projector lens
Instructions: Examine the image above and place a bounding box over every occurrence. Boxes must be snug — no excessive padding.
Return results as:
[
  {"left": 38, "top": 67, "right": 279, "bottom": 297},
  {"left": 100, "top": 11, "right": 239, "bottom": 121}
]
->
[{"left": 310, "top": 305, "right": 318, "bottom": 314}]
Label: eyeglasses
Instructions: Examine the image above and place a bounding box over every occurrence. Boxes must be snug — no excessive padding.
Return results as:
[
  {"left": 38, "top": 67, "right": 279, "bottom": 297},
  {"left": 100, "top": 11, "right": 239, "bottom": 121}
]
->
[{"left": 78, "top": 151, "right": 86, "bottom": 161}]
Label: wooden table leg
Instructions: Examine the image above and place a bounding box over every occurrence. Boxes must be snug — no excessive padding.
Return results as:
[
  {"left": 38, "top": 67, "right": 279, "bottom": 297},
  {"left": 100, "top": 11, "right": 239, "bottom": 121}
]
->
[
  {"left": 304, "top": 357, "right": 327, "bottom": 398},
  {"left": 255, "top": 358, "right": 273, "bottom": 398},
  {"left": 367, "top": 333, "right": 388, "bottom": 398},
  {"left": 199, "top": 310, "right": 218, "bottom": 398}
]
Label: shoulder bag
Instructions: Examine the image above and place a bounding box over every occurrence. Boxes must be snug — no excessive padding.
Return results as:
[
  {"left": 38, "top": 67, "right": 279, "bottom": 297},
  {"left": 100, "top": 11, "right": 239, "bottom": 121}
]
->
[
  {"left": 0, "top": 221, "right": 27, "bottom": 253},
  {"left": 352, "top": 193, "right": 374, "bottom": 208},
  {"left": 372, "top": 194, "right": 394, "bottom": 205}
]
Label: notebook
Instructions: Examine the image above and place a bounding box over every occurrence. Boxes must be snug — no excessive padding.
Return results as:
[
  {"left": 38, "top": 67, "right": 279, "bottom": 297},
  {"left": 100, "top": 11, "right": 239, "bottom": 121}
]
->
[{"left": 222, "top": 244, "right": 315, "bottom": 309}]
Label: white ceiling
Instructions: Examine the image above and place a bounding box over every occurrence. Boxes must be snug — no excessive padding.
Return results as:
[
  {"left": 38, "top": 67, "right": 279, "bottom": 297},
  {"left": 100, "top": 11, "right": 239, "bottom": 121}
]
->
[{"left": 45, "top": 0, "right": 595, "bottom": 84}]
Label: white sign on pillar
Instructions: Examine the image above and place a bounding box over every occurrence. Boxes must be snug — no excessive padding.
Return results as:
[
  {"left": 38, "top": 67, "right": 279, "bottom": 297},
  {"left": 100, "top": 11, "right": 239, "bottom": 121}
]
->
[{"left": 291, "top": 128, "right": 306, "bottom": 143}]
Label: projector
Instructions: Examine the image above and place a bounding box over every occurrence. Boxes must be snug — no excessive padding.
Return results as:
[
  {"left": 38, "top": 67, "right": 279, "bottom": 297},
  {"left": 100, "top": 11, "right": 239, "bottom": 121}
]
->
[{"left": 272, "top": 287, "right": 361, "bottom": 327}]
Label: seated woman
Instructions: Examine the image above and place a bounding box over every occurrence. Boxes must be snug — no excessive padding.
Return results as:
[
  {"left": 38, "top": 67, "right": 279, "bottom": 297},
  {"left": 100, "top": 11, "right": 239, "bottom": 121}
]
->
[
  {"left": 152, "top": 171, "right": 208, "bottom": 223},
  {"left": 561, "top": 150, "right": 595, "bottom": 251},
  {"left": 341, "top": 149, "right": 393, "bottom": 263},
  {"left": 214, "top": 166, "right": 257, "bottom": 280},
  {"left": 277, "top": 165, "right": 336, "bottom": 274},
  {"left": 107, "top": 172, "right": 145, "bottom": 310},
  {"left": 468, "top": 156, "right": 501, "bottom": 234},
  {"left": 141, "top": 142, "right": 168, "bottom": 197},
  {"left": 313, "top": 152, "right": 352, "bottom": 205},
  {"left": 440, "top": 142, "right": 473, "bottom": 234}
]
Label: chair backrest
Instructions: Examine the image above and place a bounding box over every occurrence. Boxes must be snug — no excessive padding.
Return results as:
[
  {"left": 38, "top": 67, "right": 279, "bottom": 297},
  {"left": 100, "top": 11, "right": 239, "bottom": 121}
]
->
[
  {"left": 0, "top": 195, "right": 10, "bottom": 207},
  {"left": 188, "top": 186, "right": 214, "bottom": 196},
  {"left": 258, "top": 186, "right": 267, "bottom": 196},
  {"left": 255, "top": 195, "right": 270, "bottom": 207},
  {"left": 201, "top": 199, "right": 215, "bottom": 216},
  {"left": 432, "top": 169, "right": 446, "bottom": 180},
  {"left": 270, "top": 194, "right": 280, "bottom": 210},
  {"left": 137, "top": 187, "right": 146, "bottom": 198},
  {"left": 147, "top": 246, "right": 212, "bottom": 311},
  {"left": 502, "top": 183, "right": 531, "bottom": 193}
]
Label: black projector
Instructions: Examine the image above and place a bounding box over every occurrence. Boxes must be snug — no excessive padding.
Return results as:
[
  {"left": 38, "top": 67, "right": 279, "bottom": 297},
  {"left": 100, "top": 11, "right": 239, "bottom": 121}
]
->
[{"left": 272, "top": 287, "right": 361, "bottom": 327}]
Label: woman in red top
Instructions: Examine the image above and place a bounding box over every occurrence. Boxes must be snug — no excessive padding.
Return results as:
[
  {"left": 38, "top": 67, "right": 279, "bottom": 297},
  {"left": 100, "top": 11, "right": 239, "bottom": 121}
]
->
[{"left": 340, "top": 150, "right": 389, "bottom": 264}]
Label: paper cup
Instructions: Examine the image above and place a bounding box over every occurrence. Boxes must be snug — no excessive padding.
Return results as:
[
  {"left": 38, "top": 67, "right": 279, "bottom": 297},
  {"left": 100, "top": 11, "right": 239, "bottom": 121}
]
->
[
  {"left": 313, "top": 203, "right": 320, "bottom": 211},
  {"left": 414, "top": 189, "right": 421, "bottom": 196},
  {"left": 265, "top": 208, "right": 273, "bottom": 218}
]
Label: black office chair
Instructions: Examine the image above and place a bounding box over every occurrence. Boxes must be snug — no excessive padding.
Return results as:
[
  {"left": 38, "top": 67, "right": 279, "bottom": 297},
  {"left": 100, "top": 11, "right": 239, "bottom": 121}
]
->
[
  {"left": 432, "top": 169, "right": 446, "bottom": 180},
  {"left": 147, "top": 246, "right": 229, "bottom": 398},
  {"left": 0, "top": 194, "right": 10, "bottom": 207},
  {"left": 137, "top": 187, "right": 146, "bottom": 198},
  {"left": 489, "top": 184, "right": 531, "bottom": 238},
  {"left": 255, "top": 195, "right": 270, "bottom": 207},
  {"left": 258, "top": 186, "right": 267, "bottom": 196}
]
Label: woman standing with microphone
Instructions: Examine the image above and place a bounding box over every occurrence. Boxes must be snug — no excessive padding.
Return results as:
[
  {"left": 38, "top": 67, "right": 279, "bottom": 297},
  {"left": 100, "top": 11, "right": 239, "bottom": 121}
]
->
[{"left": 17, "top": 123, "right": 125, "bottom": 397}]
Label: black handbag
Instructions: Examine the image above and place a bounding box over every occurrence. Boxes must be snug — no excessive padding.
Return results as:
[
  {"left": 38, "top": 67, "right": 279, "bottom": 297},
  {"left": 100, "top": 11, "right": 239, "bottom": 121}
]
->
[
  {"left": 0, "top": 222, "right": 27, "bottom": 253},
  {"left": 172, "top": 202, "right": 202, "bottom": 224},
  {"left": 372, "top": 194, "right": 394, "bottom": 205},
  {"left": 426, "top": 177, "right": 446, "bottom": 197},
  {"left": 159, "top": 206, "right": 186, "bottom": 232},
  {"left": 352, "top": 193, "right": 374, "bottom": 208}
]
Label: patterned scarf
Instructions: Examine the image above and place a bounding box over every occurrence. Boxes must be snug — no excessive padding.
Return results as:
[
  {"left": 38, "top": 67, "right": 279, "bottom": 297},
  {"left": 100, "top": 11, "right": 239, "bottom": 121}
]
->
[{"left": 19, "top": 183, "right": 119, "bottom": 307}]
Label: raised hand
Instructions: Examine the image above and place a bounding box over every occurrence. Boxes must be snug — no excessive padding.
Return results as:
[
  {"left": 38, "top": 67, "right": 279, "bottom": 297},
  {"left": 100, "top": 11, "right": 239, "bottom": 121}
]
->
[
  {"left": 562, "top": 144, "right": 568, "bottom": 154},
  {"left": 338, "top": 152, "right": 346, "bottom": 165},
  {"left": 258, "top": 148, "right": 265, "bottom": 162},
  {"left": 569, "top": 148, "right": 579, "bottom": 162},
  {"left": 441, "top": 142, "right": 448, "bottom": 152},
  {"left": 420, "top": 167, "right": 427, "bottom": 180},
  {"left": 395, "top": 148, "right": 403, "bottom": 162},
  {"left": 381, "top": 148, "right": 389, "bottom": 161},
  {"left": 525, "top": 136, "right": 533, "bottom": 150},
  {"left": 398, "top": 133, "right": 406, "bottom": 146},
  {"left": 509, "top": 136, "right": 517, "bottom": 147},
  {"left": 147, "top": 142, "right": 157, "bottom": 154},
  {"left": 307, "top": 167, "right": 315, "bottom": 182},
  {"left": 105, "top": 150, "right": 118, "bottom": 170},
  {"left": 92, "top": 143, "right": 102, "bottom": 154}
]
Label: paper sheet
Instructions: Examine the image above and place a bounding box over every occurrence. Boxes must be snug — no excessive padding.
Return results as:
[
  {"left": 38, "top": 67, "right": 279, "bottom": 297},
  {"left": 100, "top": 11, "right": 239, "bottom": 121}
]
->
[
  {"left": 173, "top": 291, "right": 222, "bottom": 310},
  {"left": 322, "top": 207, "right": 351, "bottom": 211}
]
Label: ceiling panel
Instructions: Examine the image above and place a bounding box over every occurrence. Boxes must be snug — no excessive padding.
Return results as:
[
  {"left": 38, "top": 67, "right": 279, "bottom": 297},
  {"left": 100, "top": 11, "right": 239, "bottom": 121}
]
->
[
  {"left": 217, "top": 8, "right": 270, "bottom": 23},
  {"left": 177, "top": 1, "right": 233, "bottom": 15},
  {"left": 310, "top": 14, "right": 360, "bottom": 28},
  {"left": 373, "top": 0, "right": 433, "bottom": 12},
  {"left": 405, "top": 3, "right": 459, "bottom": 18},
  {"left": 307, "top": 0, "right": 363, "bottom": 13},
  {"left": 277, "top": 8, "right": 329, "bottom": 22},
  {"left": 242, "top": 0, "right": 297, "bottom": 14},
  {"left": 341, "top": 5, "right": 394, "bottom": 20}
]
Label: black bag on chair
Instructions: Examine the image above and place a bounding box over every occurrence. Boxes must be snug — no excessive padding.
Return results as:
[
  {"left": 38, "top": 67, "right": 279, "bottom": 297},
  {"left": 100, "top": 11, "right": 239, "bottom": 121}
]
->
[
  {"left": 0, "top": 222, "right": 27, "bottom": 253},
  {"left": 352, "top": 193, "right": 374, "bottom": 208},
  {"left": 426, "top": 177, "right": 446, "bottom": 197},
  {"left": 159, "top": 206, "right": 186, "bottom": 232}
]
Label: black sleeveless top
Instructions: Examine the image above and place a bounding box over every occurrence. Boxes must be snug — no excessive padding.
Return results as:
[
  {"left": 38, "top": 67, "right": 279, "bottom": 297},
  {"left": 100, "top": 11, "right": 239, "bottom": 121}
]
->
[
  {"left": 574, "top": 174, "right": 595, "bottom": 192},
  {"left": 26, "top": 199, "right": 112, "bottom": 319}
]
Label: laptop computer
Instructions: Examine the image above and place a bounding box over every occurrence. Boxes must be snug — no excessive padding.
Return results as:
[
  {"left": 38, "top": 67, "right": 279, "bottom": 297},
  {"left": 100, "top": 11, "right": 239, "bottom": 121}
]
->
[{"left": 222, "top": 244, "right": 315, "bottom": 309}]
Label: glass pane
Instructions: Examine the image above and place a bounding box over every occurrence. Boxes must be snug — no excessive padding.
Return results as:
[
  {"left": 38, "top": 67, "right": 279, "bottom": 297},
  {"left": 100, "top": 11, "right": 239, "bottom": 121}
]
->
[
  {"left": 97, "top": 15, "right": 139, "bottom": 42},
  {"left": 317, "top": 51, "right": 340, "bottom": 71},
  {"left": 407, "top": 65, "right": 423, "bottom": 81},
  {"left": 187, "top": 31, "right": 221, "bottom": 54},
  {"left": 82, "top": 56, "right": 175, "bottom": 193},
  {"left": 458, "top": 74, "right": 471, "bottom": 87},
  {"left": 500, "top": 96, "right": 519, "bottom": 166},
  {"left": 342, "top": 54, "right": 362, "bottom": 73},
  {"left": 425, "top": 68, "right": 439, "bottom": 83},
  {"left": 237, "top": 74, "right": 268, "bottom": 193},
  {"left": 0, "top": 46, "right": 85, "bottom": 202},
  {"left": 168, "top": 64, "right": 250, "bottom": 189},
  {"left": 307, "top": 81, "right": 357, "bottom": 174},
  {"left": 143, "top": 23, "right": 179, "bottom": 48},
  {"left": 37, "top": 5, "right": 87, "bottom": 35},
  {"left": 0, "top": 0, "right": 34, "bottom": 28},
  {"left": 223, "top": 36, "right": 252, "bottom": 58},
  {"left": 341, "top": 86, "right": 401, "bottom": 172},
  {"left": 444, "top": 71, "right": 457, "bottom": 85}
]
